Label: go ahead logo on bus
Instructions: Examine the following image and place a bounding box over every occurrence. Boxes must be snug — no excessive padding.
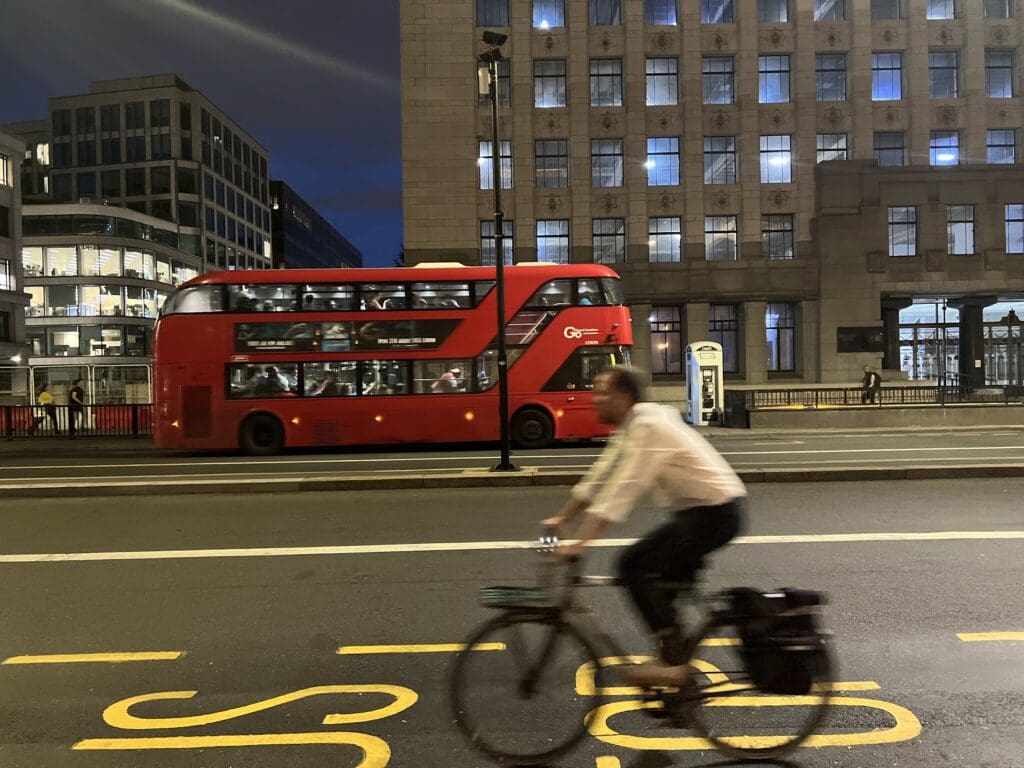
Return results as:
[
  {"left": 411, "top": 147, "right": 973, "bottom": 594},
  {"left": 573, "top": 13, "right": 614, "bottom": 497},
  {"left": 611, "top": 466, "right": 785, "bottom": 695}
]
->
[{"left": 564, "top": 326, "right": 601, "bottom": 340}]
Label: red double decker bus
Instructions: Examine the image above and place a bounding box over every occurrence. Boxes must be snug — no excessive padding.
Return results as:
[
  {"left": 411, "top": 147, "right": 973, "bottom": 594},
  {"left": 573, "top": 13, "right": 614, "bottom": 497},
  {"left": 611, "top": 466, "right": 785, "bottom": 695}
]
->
[{"left": 153, "top": 264, "right": 632, "bottom": 454}]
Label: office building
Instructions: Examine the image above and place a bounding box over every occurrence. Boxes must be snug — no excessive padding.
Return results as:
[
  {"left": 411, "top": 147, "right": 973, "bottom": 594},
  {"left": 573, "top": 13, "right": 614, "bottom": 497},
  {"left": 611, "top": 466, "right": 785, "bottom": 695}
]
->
[
  {"left": 270, "top": 181, "right": 363, "bottom": 269},
  {"left": 0, "top": 130, "right": 28, "bottom": 364}
]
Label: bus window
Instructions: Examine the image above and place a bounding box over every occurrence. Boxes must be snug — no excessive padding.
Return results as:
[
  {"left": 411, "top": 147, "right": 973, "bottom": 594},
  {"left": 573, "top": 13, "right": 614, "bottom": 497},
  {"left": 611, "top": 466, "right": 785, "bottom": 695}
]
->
[
  {"left": 541, "top": 346, "right": 624, "bottom": 392},
  {"left": 474, "top": 348, "right": 525, "bottom": 392},
  {"left": 360, "top": 361, "right": 409, "bottom": 395},
  {"left": 229, "top": 284, "right": 297, "bottom": 313},
  {"left": 361, "top": 284, "right": 407, "bottom": 310},
  {"left": 413, "top": 359, "right": 472, "bottom": 394},
  {"left": 161, "top": 285, "right": 224, "bottom": 315},
  {"left": 525, "top": 280, "right": 572, "bottom": 309},
  {"left": 227, "top": 363, "right": 300, "bottom": 398},
  {"left": 577, "top": 279, "right": 607, "bottom": 306},
  {"left": 303, "top": 361, "right": 358, "bottom": 397},
  {"left": 600, "top": 277, "right": 624, "bottom": 306},
  {"left": 473, "top": 281, "right": 495, "bottom": 305},
  {"left": 301, "top": 284, "right": 356, "bottom": 311},
  {"left": 411, "top": 282, "right": 471, "bottom": 309}
]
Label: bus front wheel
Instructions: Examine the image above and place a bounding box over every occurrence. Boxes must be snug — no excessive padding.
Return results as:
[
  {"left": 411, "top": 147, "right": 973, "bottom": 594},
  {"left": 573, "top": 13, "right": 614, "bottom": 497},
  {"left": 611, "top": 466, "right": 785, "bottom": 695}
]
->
[
  {"left": 239, "top": 414, "right": 285, "bottom": 456},
  {"left": 511, "top": 408, "right": 553, "bottom": 450}
]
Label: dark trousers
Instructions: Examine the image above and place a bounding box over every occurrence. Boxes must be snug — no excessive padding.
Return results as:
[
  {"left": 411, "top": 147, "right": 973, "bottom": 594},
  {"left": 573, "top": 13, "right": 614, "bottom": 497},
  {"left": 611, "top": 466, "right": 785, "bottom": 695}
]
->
[
  {"left": 861, "top": 389, "right": 878, "bottom": 404},
  {"left": 68, "top": 406, "right": 82, "bottom": 436},
  {"left": 617, "top": 498, "right": 745, "bottom": 664},
  {"left": 30, "top": 405, "right": 59, "bottom": 433}
]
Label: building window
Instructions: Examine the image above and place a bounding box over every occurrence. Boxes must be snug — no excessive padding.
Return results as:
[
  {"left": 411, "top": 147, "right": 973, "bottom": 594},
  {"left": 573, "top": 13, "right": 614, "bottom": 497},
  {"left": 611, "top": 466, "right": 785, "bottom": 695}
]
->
[
  {"left": 479, "top": 140, "right": 512, "bottom": 189},
  {"left": 701, "top": 0, "right": 734, "bottom": 23},
  {"left": 0, "top": 208, "right": 8, "bottom": 239},
  {"left": 759, "top": 55, "right": 790, "bottom": 103},
  {"left": 704, "top": 136, "right": 738, "bottom": 184},
  {"left": 760, "top": 135, "right": 792, "bottom": 183},
  {"left": 929, "top": 51, "right": 959, "bottom": 99},
  {"left": 987, "top": 129, "right": 1017, "bottom": 164},
  {"left": 1006, "top": 204, "right": 1024, "bottom": 254},
  {"left": 874, "top": 131, "right": 906, "bottom": 166},
  {"left": 151, "top": 133, "right": 171, "bottom": 160},
  {"left": 125, "top": 135, "right": 146, "bottom": 162},
  {"left": 888, "top": 206, "right": 917, "bottom": 257},
  {"left": 125, "top": 168, "right": 146, "bottom": 196},
  {"left": 766, "top": 303, "right": 796, "bottom": 372},
  {"left": 533, "top": 0, "right": 565, "bottom": 28},
  {"left": 591, "top": 139, "right": 624, "bottom": 187},
  {"left": 646, "top": 58, "right": 678, "bottom": 106},
  {"left": 101, "top": 137, "right": 121, "bottom": 164},
  {"left": 593, "top": 218, "right": 626, "bottom": 263},
  {"left": 52, "top": 109, "right": 71, "bottom": 136},
  {"left": 986, "top": 51, "right": 1015, "bottom": 98},
  {"left": 77, "top": 172, "right": 96, "bottom": 199},
  {"left": 479, "top": 60, "right": 511, "bottom": 107},
  {"left": 926, "top": 0, "right": 955, "bottom": 19},
  {"left": 535, "top": 139, "right": 569, "bottom": 188},
  {"left": 817, "top": 133, "right": 848, "bottom": 163},
  {"left": 149, "top": 99, "right": 170, "bottom": 128},
  {"left": 702, "top": 57, "right": 735, "bottom": 104},
  {"left": 647, "top": 137, "right": 680, "bottom": 186},
  {"left": 75, "top": 106, "right": 96, "bottom": 134},
  {"left": 984, "top": 0, "right": 1013, "bottom": 17},
  {"left": 814, "top": 0, "right": 844, "bottom": 21},
  {"left": 0, "top": 154, "right": 7, "bottom": 186},
  {"left": 759, "top": 0, "right": 789, "bottom": 22},
  {"left": 100, "top": 104, "right": 120, "bottom": 132},
  {"left": 476, "top": 0, "right": 509, "bottom": 26},
  {"left": 930, "top": 131, "right": 960, "bottom": 165},
  {"left": 651, "top": 307, "right": 682, "bottom": 374},
  {"left": 872, "top": 52, "right": 903, "bottom": 100},
  {"left": 947, "top": 205, "right": 975, "bottom": 255},
  {"left": 481, "top": 220, "right": 514, "bottom": 266},
  {"left": 872, "top": 0, "right": 902, "bottom": 18},
  {"left": 590, "top": 0, "right": 621, "bottom": 25},
  {"left": 648, "top": 217, "right": 682, "bottom": 262},
  {"left": 77, "top": 140, "right": 96, "bottom": 166},
  {"left": 709, "top": 304, "right": 739, "bottom": 372},
  {"left": 762, "top": 214, "right": 795, "bottom": 260},
  {"left": 705, "top": 216, "right": 738, "bottom": 261},
  {"left": 101, "top": 169, "right": 121, "bottom": 198},
  {"left": 816, "top": 54, "right": 847, "bottom": 101},
  {"left": 535, "top": 60, "right": 567, "bottom": 108},
  {"left": 645, "top": 0, "right": 677, "bottom": 24},
  {"left": 590, "top": 59, "right": 623, "bottom": 106},
  {"left": 537, "top": 219, "right": 570, "bottom": 263}
]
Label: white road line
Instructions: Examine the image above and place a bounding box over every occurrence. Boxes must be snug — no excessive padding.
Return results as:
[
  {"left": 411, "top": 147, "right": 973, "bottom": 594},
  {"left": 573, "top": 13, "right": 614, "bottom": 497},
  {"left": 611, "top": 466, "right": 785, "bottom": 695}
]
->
[{"left": 0, "top": 531, "right": 1020, "bottom": 564}]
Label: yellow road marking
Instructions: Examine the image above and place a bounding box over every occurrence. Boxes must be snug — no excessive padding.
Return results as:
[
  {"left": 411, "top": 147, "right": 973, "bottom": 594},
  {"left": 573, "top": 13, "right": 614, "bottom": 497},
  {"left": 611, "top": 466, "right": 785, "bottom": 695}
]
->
[
  {"left": 957, "top": 632, "right": 1024, "bottom": 643},
  {"left": 336, "top": 643, "right": 504, "bottom": 655},
  {"left": 2, "top": 651, "right": 182, "bottom": 665},
  {"left": 596, "top": 758, "right": 622, "bottom": 768}
]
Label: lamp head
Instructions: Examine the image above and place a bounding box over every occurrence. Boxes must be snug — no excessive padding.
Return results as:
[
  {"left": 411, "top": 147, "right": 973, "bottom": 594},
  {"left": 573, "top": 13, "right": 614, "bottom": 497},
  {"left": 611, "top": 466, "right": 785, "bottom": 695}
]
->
[{"left": 482, "top": 30, "right": 507, "bottom": 46}]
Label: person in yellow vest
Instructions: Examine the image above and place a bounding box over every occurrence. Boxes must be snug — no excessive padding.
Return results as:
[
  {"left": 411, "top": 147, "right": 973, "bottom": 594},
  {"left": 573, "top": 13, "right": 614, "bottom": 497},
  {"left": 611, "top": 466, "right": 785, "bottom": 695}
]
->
[{"left": 28, "top": 383, "right": 59, "bottom": 434}]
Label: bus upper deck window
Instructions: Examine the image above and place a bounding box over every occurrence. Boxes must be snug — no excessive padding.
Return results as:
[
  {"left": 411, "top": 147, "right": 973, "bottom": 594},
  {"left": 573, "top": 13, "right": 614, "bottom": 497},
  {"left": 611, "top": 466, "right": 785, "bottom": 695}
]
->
[
  {"left": 162, "top": 285, "right": 224, "bottom": 315},
  {"left": 526, "top": 280, "right": 572, "bottom": 308},
  {"left": 411, "top": 282, "right": 471, "bottom": 309},
  {"left": 302, "top": 285, "right": 356, "bottom": 311},
  {"left": 600, "top": 277, "right": 624, "bottom": 305},
  {"left": 577, "top": 279, "right": 607, "bottom": 306},
  {"left": 230, "top": 284, "right": 297, "bottom": 312},
  {"left": 361, "top": 284, "right": 406, "bottom": 310}
]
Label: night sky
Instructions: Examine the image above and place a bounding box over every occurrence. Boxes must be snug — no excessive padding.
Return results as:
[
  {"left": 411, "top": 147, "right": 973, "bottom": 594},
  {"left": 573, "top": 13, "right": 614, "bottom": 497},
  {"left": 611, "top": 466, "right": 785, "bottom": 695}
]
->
[{"left": 0, "top": 0, "right": 402, "bottom": 266}]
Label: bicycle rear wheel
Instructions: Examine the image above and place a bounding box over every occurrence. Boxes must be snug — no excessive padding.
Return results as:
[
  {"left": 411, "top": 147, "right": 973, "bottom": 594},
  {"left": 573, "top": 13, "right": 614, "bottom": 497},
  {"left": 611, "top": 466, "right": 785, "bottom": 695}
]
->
[
  {"left": 684, "top": 617, "right": 833, "bottom": 761},
  {"left": 449, "top": 611, "right": 604, "bottom": 765}
]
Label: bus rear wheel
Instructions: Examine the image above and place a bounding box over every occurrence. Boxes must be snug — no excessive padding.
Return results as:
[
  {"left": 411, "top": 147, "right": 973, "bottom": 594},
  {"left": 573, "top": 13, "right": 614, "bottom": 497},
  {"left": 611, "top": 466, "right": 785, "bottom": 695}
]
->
[
  {"left": 239, "top": 414, "right": 285, "bottom": 456},
  {"left": 512, "top": 408, "right": 554, "bottom": 450}
]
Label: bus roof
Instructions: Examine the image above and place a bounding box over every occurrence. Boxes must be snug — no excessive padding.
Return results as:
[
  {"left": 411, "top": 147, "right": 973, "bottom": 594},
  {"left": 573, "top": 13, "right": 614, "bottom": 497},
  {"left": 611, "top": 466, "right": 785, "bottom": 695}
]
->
[{"left": 181, "top": 263, "right": 622, "bottom": 289}]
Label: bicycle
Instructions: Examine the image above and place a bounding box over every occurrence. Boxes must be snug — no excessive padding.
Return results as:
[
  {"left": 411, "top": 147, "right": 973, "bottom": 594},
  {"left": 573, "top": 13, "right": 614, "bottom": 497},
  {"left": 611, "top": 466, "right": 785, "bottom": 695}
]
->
[{"left": 450, "top": 536, "right": 834, "bottom": 766}]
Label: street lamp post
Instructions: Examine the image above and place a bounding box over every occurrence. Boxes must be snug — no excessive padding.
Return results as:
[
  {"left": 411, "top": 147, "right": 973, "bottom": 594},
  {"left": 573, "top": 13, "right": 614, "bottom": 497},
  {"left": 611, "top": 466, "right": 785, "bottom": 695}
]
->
[{"left": 480, "top": 32, "right": 517, "bottom": 472}]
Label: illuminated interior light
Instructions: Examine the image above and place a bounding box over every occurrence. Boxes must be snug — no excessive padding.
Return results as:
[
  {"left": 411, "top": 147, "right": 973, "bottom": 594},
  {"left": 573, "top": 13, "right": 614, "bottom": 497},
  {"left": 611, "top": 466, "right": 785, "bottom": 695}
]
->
[
  {"left": 464, "top": 411, "right": 475, "bottom": 421},
  {"left": 644, "top": 160, "right": 656, "bottom": 169},
  {"left": 539, "top": 20, "right": 550, "bottom": 30},
  {"left": 375, "top": 415, "right": 384, "bottom": 423}
]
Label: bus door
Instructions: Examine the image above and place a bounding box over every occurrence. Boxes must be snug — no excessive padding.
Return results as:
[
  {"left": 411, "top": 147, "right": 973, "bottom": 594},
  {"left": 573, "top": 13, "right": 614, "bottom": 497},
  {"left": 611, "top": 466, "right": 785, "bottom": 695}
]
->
[{"left": 543, "top": 346, "right": 624, "bottom": 439}]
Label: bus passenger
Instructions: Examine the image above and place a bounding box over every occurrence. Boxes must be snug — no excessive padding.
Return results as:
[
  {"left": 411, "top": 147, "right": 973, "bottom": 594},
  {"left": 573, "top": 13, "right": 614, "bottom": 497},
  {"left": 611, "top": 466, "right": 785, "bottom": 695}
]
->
[{"left": 431, "top": 367, "right": 463, "bottom": 393}]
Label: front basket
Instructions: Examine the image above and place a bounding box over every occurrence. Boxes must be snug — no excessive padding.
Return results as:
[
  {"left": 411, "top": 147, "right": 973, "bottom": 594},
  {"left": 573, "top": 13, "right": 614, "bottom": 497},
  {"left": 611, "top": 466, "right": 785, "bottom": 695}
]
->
[{"left": 479, "top": 585, "right": 551, "bottom": 610}]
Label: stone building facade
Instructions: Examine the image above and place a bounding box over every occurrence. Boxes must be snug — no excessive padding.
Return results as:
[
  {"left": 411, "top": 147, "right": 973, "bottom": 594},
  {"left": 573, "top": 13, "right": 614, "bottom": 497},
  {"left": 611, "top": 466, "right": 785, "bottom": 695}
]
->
[{"left": 400, "top": 0, "right": 1024, "bottom": 389}]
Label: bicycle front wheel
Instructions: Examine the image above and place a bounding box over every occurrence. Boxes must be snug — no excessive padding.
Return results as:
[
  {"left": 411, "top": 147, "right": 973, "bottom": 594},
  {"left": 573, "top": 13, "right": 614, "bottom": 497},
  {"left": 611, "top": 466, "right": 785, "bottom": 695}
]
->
[
  {"left": 449, "top": 611, "right": 604, "bottom": 765},
  {"left": 685, "top": 617, "right": 834, "bottom": 761}
]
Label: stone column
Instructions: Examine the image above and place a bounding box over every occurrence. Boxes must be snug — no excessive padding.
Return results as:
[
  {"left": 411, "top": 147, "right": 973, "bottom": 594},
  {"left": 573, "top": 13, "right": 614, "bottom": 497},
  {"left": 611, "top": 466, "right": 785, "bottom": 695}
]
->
[
  {"left": 685, "top": 302, "right": 710, "bottom": 350},
  {"left": 743, "top": 300, "right": 768, "bottom": 384},
  {"left": 951, "top": 296, "right": 997, "bottom": 387},
  {"left": 632, "top": 301, "right": 653, "bottom": 381},
  {"left": 880, "top": 297, "right": 913, "bottom": 372}
]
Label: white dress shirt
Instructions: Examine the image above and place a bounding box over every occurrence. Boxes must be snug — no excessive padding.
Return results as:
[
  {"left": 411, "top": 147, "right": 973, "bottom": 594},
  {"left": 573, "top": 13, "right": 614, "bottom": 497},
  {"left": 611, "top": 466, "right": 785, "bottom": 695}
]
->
[{"left": 571, "top": 402, "right": 746, "bottom": 523}]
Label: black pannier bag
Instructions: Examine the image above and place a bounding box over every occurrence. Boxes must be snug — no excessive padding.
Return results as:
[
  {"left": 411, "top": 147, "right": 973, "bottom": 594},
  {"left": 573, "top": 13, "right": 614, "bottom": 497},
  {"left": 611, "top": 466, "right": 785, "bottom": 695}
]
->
[{"left": 729, "top": 587, "right": 827, "bottom": 695}]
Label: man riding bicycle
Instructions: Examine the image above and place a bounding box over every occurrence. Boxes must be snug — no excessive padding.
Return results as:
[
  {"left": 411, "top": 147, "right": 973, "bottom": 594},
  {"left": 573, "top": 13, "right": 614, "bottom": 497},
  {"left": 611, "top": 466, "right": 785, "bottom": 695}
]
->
[{"left": 543, "top": 366, "right": 746, "bottom": 687}]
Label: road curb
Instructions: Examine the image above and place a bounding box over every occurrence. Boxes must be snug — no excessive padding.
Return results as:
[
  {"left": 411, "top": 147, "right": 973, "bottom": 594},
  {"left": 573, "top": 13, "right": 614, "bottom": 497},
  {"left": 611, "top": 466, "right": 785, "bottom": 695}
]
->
[{"left": 1, "top": 465, "right": 1023, "bottom": 498}]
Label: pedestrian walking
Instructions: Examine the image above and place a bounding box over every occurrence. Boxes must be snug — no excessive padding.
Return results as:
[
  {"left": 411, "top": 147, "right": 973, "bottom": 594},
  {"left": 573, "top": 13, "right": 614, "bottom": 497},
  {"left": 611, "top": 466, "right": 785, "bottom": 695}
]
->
[
  {"left": 861, "top": 365, "right": 882, "bottom": 405},
  {"left": 28, "top": 384, "right": 59, "bottom": 434},
  {"left": 68, "top": 377, "right": 86, "bottom": 437}
]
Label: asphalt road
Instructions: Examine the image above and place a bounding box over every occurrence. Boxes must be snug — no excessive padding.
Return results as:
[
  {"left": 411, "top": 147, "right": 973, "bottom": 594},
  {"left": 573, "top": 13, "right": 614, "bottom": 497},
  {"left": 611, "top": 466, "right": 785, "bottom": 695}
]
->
[
  {"left": 1, "top": 480, "right": 1022, "bottom": 767},
  {"left": 2, "top": 428, "right": 1024, "bottom": 490}
]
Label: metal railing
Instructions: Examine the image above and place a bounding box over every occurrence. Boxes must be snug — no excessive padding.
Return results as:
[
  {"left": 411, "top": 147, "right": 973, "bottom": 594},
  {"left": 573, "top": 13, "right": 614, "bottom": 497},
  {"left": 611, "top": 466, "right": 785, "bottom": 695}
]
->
[
  {"left": 745, "top": 385, "right": 1024, "bottom": 410},
  {"left": 2, "top": 404, "right": 153, "bottom": 439}
]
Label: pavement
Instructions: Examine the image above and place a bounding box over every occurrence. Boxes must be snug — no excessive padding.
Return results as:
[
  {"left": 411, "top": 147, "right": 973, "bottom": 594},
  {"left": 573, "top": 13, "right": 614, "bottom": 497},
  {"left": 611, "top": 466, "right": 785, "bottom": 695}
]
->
[{"left": 1, "top": 480, "right": 1022, "bottom": 768}]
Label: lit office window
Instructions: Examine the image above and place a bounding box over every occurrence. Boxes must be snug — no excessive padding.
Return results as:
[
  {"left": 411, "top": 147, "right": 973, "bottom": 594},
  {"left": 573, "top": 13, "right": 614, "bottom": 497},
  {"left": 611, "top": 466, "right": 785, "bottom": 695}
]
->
[
  {"left": 929, "top": 51, "right": 959, "bottom": 99},
  {"left": 702, "top": 0, "right": 734, "bottom": 23},
  {"left": 593, "top": 218, "right": 626, "bottom": 264},
  {"left": 703, "top": 57, "right": 735, "bottom": 104},
  {"left": 987, "top": 129, "right": 1017, "bottom": 164},
  {"left": 535, "top": 60, "right": 567, "bottom": 107},
  {"left": 888, "top": 206, "right": 917, "bottom": 257},
  {"left": 704, "top": 136, "right": 737, "bottom": 184},
  {"left": 762, "top": 214, "right": 795, "bottom": 260},
  {"left": 705, "top": 216, "right": 738, "bottom": 261},
  {"left": 535, "top": 139, "right": 569, "bottom": 188},
  {"left": 947, "top": 205, "right": 975, "bottom": 255},
  {"left": 986, "top": 51, "right": 1015, "bottom": 98},
  {"left": 648, "top": 217, "right": 682, "bottom": 262},
  {"left": 760, "top": 135, "right": 792, "bottom": 184},
  {"left": 766, "top": 303, "right": 796, "bottom": 372},
  {"left": 1006, "top": 204, "right": 1024, "bottom": 254},
  {"left": 646, "top": 58, "right": 678, "bottom": 106},
  {"left": 930, "top": 131, "right": 960, "bottom": 166},
  {"left": 926, "top": 0, "right": 955, "bottom": 19},
  {"left": 533, "top": 0, "right": 565, "bottom": 28},
  {"left": 817, "top": 133, "right": 848, "bottom": 163},
  {"left": 650, "top": 307, "right": 682, "bottom": 374},
  {"left": 647, "top": 138, "right": 680, "bottom": 186},
  {"left": 478, "top": 140, "right": 513, "bottom": 190},
  {"left": 709, "top": 304, "right": 739, "bottom": 372},
  {"left": 645, "top": 0, "right": 677, "bottom": 24},
  {"left": 814, "top": 0, "right": 844, "bottom": 21},
  {"left": 872, "top": 52, "right": 903, "bottom": 100},
  {"left": 537, "top": 220, "right": 570, "bottom": 263},
  {"left": 480, "top": 220, "right": 513, "bottom": 266},
  {"left": 591, "top": 139, "right": 624, "bottom": 187},
  {"left": 759, "top": 55, "right": 790, "bottom": 103},
  {"left": 590, "top": 59, "right": 623, "bottom": 107}
]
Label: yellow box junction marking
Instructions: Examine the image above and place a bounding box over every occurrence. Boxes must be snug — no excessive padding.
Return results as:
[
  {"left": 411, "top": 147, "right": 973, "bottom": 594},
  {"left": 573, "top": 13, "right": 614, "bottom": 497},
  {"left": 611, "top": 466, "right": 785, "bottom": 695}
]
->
[
  {"left": 957, "top": 632, "right": 1024, "bottom": 643},
  {"left": 2, "top": 651, "right": 182, "bottom": 665},
  {"left": 337, "top": 642, "right": 504, "bottom": 654}
]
